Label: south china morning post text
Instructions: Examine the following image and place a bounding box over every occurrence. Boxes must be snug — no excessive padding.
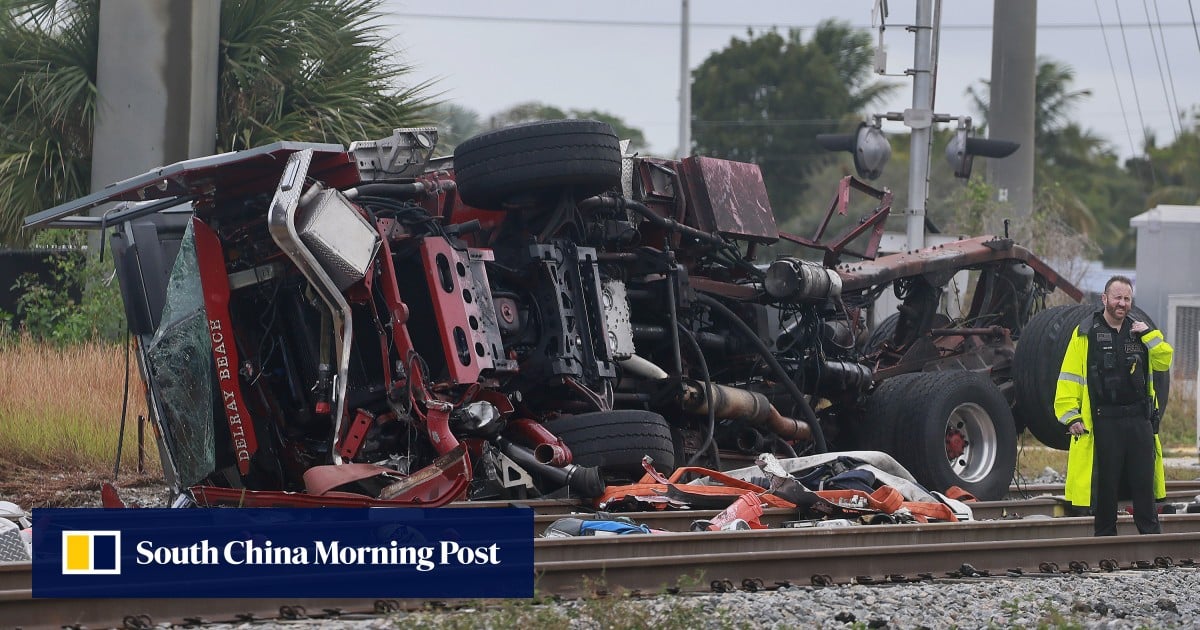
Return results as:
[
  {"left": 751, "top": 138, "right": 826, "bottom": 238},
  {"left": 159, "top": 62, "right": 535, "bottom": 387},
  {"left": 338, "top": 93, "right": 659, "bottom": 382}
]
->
[
  {"left": 133, "top": 537, "right": 500, "bottom": 572},
  {"left": 32, "top": 507, "right": 534, "bottom": 598}
]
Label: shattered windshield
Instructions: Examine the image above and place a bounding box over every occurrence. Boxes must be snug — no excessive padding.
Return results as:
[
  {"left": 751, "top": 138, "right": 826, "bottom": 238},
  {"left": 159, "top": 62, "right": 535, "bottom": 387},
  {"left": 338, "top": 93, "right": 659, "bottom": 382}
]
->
[{"left": 145, "top": 221, "right": 216, "bottom": 486}]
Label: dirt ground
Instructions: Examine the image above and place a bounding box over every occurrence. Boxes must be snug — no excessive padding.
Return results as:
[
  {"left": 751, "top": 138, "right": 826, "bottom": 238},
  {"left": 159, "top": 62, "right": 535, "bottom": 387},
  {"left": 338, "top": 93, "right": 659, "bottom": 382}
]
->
[
  {"left": 2, "top": 451, "right": 1195, "bottom": 512},
  {"left": 0, "top": 456, "right": 167, "bottom": 510}
]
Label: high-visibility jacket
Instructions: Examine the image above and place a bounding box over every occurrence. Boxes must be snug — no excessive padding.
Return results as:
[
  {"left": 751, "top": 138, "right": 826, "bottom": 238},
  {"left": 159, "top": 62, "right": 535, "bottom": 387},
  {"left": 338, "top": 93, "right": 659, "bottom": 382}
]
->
[{"left": 1053, "top": 313, "right": 1173, "bottom": 508}]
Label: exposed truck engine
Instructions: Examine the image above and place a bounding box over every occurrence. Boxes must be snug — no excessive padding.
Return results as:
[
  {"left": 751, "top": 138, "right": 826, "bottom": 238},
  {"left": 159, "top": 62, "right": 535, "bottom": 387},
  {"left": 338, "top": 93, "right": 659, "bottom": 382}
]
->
[{"left": 25, "top": 119, "right": 1087, "bottom": 504}]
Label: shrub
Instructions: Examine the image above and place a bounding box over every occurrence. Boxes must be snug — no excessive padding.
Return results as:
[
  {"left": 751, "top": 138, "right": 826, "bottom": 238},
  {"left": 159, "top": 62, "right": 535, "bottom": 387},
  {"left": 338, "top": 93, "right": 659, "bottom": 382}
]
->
[{"left": 6, "top": 250, "right": 125, "bottom": 345}]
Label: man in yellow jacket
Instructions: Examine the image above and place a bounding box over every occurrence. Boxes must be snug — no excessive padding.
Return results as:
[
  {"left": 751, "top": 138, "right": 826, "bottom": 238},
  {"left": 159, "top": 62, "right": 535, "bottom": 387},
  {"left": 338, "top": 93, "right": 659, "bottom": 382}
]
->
[{"left": 1054, "top": 275, "right": 1172, "bottom": 536}]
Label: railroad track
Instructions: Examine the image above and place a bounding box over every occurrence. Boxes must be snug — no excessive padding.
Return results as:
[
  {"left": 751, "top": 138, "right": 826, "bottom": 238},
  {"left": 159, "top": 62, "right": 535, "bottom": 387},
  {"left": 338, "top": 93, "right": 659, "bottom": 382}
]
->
[
  {"left": 6, "top": 481, "right": 1200, "bottom": 627},
  {"left": 515, "top": 484, "right": 1200, "bottom": 531},
  {"left": 6, "top": 509, "right": 1200, "bottom": 628},
  {"left": 535, "top": 515, "right": 1200, "bottom": 595}
]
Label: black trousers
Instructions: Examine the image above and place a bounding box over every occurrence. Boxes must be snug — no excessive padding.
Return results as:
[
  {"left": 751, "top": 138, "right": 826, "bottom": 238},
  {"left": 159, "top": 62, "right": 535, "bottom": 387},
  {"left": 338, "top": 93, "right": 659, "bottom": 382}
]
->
[{"left": 1092, "top": 409, "right": 1160, "bottom": 535}]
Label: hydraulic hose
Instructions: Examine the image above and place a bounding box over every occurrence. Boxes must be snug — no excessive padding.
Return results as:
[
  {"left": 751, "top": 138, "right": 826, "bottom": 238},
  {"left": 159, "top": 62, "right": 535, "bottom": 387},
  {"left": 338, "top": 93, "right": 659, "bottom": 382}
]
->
[
  {"left": 677, "top": 323, "right": 719, "bottom": 469},
  {"left": 579, "top": 196, "right": 725, "bottom": 246},
  {"left": 696, "top": 293, "right": 828, "bottom": 453}
]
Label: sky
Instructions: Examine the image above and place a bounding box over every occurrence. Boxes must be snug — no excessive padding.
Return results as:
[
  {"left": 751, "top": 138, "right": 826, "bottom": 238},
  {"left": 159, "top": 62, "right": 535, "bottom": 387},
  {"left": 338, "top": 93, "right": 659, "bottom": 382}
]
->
[{"left": 380, "top": 1, "right": 1200, "bottom": 161}]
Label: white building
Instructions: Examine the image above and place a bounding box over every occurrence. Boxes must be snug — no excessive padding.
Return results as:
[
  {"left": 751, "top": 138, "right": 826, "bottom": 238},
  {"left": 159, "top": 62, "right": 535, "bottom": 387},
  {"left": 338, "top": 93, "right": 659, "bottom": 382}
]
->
[{"left": 1130, "top": 204, "right": 1200, "bottom": 380}]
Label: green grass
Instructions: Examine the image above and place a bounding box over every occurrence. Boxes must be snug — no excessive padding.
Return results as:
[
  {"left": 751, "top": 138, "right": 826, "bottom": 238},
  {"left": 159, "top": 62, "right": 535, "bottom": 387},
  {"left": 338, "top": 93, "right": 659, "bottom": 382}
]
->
[
  {"left": 3, "top": 335, "right": 1194, "bottom": 487},
  {"left": 1157, "top": 376, "right": 1197, "bottom": 450},
  {"left": 0, "top": 337, "right": 152, "bottom": 470}
]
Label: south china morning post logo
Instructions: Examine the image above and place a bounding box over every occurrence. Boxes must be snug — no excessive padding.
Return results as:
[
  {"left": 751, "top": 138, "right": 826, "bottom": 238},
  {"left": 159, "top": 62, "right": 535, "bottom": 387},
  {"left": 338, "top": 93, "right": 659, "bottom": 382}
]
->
[
  {"left": 61, "top": 530, "right": 121, "bottom": 575},
  {"left": 34, "top": 508, "right": 533, "bottom": 598}
]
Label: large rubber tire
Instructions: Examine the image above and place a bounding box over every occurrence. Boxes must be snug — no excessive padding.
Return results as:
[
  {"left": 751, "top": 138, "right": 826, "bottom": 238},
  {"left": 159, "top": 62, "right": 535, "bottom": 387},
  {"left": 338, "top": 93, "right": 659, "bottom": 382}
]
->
[
  {"left": 861, "top": 312, "right": 949, "bottom": 356},
  {"left": 891, "top": 371, "right": 1017, "bottom": 500},
  {"left": 547, "top": 410, "right": 676, "bottom": 481},
  {"left": 861, "top": 372, "right": 924, "bottom": 452},
  {"left": 453, "top": 119, "right": 622, "bottom": 210},
  {"left": 1013, "top": 304, "right": 1170, "bottom": 451},
  {"left": 861, "top": 313, "right": 900, "bottom": 355},
  {"left": 1013, "top": 304, "right": 1093, "bottom": 450}
]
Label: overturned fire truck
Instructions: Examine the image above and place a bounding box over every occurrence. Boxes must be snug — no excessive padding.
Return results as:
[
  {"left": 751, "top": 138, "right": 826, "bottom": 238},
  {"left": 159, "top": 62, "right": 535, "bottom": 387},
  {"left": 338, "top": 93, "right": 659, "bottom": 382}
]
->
[{"left": 26, "top": 120, "right": 1090, "bottom": 505}]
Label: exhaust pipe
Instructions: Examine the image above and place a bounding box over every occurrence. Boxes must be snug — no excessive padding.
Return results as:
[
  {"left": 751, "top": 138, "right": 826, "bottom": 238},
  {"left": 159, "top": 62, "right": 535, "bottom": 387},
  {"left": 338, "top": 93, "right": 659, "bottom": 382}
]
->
[
  {"left": 496, "top": 438, "right": 605, "bottom": 499},
  {"left": 505, "top": 418, "right": 573, "bottom": 467},
  {"left": 734, "top": 426, "right": 769, "bottom": 454},
  {"left": 679, "top": 380, "right": 812, "bottom": 442}
]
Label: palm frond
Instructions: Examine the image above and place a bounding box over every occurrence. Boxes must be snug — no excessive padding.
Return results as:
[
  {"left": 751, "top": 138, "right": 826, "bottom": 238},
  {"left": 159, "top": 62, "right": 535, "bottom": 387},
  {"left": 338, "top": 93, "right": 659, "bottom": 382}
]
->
[
  {"left": 217, "top": 0, "right": 434, "bottom": 152},
  {"left": 0, "top": 0, "right": 435, "bottom": 244}
]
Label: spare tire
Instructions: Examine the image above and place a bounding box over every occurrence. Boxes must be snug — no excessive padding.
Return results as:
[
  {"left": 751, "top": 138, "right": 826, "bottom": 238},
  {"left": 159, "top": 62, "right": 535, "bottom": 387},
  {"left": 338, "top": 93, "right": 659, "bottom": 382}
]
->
[
  {"left": 1013, "top": 303, "right": 1169, "bottom": 451},
  {"left": 861, "top": 313, "right": 900, "bottom": 355},
  {"left": 453, "top": 119, "right": 622, "bottom": 210},
  {"left": 547, "top": 410, "right": 675, "bottom": 482},
  {"left": 861, "top": 312, "right": 950, "bottom": 356}
]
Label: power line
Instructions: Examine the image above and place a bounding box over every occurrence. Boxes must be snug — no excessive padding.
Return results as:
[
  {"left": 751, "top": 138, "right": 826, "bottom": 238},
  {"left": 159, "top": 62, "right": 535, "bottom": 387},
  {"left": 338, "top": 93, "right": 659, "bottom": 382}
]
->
[
  {"left": 1143, "top": 0, "right": 1179, "bottom": 141},
  {"left": 1094, "top": 0, "right": 1139, "bottom": 158},
  {"left": 1190, "top": 1, "right": 1200, "bottom": 59},
  {"left": 1152, "top": 0, "right": 1184, "bottom": 135},
  {"left": 692, "top": 118, "right": 847, "bottom": 127},
  {"left": 388, "top": 12, "right": 1200, "bottom": 32},
  {"left": 1114, "top": 0, "right": 1157, "bottom": 184},
  {"left": 1114, "top": 2, "right": 1151, "bottom": 152}
]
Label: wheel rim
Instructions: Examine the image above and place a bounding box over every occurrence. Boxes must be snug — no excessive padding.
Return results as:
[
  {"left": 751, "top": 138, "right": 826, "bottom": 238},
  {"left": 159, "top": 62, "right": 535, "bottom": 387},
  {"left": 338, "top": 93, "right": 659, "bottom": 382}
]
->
[{"left": 944, "top": 402, "right": 997, "bottom": 483}]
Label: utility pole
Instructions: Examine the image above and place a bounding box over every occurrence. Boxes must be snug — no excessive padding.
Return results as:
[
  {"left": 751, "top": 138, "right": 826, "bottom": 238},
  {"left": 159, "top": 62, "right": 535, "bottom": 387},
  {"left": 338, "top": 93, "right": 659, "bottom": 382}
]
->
[
  {"left": 807, "top": 1, "right": 1020, "bottom": 252},
  {"left": 987, "top": 0, "right": 1037, "bottom": 221},
  {"left": 90, "top": 1, "right": 220, "bottom": 248},
  {"left": 904, "top": 0, "right": 936, "bottom": 250},
  {"left": 677, "top": 0, "right": 691, "bottom": 158}
]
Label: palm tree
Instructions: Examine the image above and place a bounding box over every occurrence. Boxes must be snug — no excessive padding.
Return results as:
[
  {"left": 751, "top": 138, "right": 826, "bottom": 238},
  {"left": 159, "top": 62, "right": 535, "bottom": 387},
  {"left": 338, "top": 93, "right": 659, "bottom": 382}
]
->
[
  {"left": 216, "top": 0, "right": 433, "bottom": 152},
  {"left": 965, "top": 58, "right": 1111, "bottom": 234},
  {"left": 0, "top": 0, "right": 97, "bottom": 245},
  {"left": 1140, "top": 124, "right": 1200, "bottom": 205},
  {"left": 0, "top": 0, "right": 434, "bottom": 245},
  {"left": 965, "top": 57, "right": 1166, "bottom": 265},
  {"left": 966, "top": 58, "right": 1106, "bottom": 166},
  {"left": 967, "top": 59, "right": 1086, "bottom": 137}
]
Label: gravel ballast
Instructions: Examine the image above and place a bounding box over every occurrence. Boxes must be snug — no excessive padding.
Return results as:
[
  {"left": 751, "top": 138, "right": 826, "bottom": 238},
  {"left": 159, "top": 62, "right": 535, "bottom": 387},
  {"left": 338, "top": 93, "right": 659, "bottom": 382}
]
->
[{"left": 184, "top": 568, "right": 1200, "bottom": 629}]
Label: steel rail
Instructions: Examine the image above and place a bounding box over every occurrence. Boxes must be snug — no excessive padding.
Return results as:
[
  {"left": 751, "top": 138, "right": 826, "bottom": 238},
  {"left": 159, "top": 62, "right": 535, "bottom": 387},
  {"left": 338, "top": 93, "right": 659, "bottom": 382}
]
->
[
  {"left": 529, "top": 491, "right": 1200, "bottom": 533},
  {"left": 536, "top": 531, "right": 1200, "bottom": 596},
  {"left": 463, "top": 481, "right": 1200, "bottom": 518},
  {"left": 536, "top": 514, "right": 1200, "bottom": 562},
  {"left": 1010, "top": 480, "right": 1200, "bottom": 495},
  {"left": 7, "top": 515, "right": 1200, "bottom": 627},
  {"left": 530, "top": 500, "right": 1065, "bottom": 531}
]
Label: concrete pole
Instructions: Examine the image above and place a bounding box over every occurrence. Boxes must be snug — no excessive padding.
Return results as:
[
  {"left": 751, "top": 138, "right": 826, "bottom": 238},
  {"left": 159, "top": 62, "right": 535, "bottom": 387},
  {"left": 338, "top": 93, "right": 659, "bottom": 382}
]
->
[
  {"left": 986, "top": 0, "right": 1037, "bottom": 221},
  {"left": 90, "top": 0, "right": 220, "bottom": 235},
  {"left": 905, "top": 0, "right": 935, "bottom": 250},
  {"left": 677, "top": 0, "right": 691, "bottom": 158}
]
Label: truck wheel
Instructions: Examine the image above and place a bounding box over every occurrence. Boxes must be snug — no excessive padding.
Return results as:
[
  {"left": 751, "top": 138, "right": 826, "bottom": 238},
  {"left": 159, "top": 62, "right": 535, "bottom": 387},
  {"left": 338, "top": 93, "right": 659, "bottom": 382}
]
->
[
  {"left": 547, "top": 410, "right": 675, "bottom": 481},
  {"left": 1012, "top": 304, "right": 1091, "bottom": 450},
  {"left": 862, "top": 312, "right": 949, "bottom": 356},
  {"left": 895, "top": 371, "right": 1017, "bottom": 500},
  {"left": 861, "top": 372, "right": 924, "bottom": 452},
  {"left": 453, "top": 119, "right": 622, "bottom": 210},
  {"left": 861, "top": 313, "right": 899, "bottom": 355},
  {"left": 1013, "top": 304, "right": 1170, "bottom": 451}
]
